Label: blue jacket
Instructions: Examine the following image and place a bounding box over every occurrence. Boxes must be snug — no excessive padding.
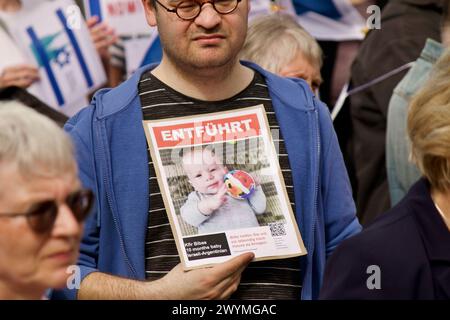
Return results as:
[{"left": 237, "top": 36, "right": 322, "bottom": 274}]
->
[{"left": 54, "top": 62, "right": 361, "bottom": 300}]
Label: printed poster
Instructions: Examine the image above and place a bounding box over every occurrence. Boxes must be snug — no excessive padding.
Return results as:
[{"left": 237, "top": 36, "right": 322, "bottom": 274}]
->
[
  {"left": 84, "top": 0, "right": 150, "bottom": 36},
  {"left": 143, "top": 105, "right": 306, "bottom": 269}
]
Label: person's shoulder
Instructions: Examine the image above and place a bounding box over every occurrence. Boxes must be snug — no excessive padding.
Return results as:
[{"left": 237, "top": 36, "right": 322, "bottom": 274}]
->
[
  {"left": 242, "top": 61, "right": 315, "bottom": 112},
  {"left": 321, "top": 192, "right": 433, "bottom": 299},
  {"left": 78, "top": 65, "right": 156, "bottom": 122},
  {"left": 64, "top": 102, "right": 96, "bottom": 132},
  {"left": 332, "top": 200, "right": 420, "bottom": 264}
]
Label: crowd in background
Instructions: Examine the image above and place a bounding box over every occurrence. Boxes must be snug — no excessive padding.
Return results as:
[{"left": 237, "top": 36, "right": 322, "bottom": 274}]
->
[{"left": 0, "top": 0, "right": 449, "bottom": 300}]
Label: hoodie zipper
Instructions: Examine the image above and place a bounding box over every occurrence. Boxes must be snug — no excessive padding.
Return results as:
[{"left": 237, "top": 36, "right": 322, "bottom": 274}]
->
[
  {"left": 312, "top": 108, "right": 320, "bottom": 247},
  {"left": 302, "top": 101, "right": 321, "bottom": 300}
]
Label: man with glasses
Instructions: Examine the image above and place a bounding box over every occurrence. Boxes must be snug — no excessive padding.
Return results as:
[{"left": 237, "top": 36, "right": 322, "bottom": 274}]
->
[
  {"left": 55, "top": 0, "right": 360, "bottom": 300},
  {"left": 0, "top": 103, "right": 92, "bottom": 299}
]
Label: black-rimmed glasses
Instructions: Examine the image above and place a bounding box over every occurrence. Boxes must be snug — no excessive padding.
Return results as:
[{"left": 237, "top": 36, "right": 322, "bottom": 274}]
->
[
  {"left": 0, "top": 189, "right": 94, "bottom": 234},
  {"left": 155, "top": 0, "right": 241, "bottom": 21}
]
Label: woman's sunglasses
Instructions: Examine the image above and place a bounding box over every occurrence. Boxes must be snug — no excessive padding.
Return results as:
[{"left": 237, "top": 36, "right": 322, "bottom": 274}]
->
[{"left": 0, "top": 189, "right": 94, "bottom": 234}]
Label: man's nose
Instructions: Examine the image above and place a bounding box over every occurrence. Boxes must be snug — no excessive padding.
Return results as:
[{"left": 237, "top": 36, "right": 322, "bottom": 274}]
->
[{"left": 194, "top": 3, "right": 221, "bottom": 29}]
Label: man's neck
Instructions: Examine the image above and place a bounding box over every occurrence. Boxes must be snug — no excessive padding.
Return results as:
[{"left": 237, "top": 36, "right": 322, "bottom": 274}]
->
[{"left": 151, "top": 58, "right": 254, "bottom": 101}]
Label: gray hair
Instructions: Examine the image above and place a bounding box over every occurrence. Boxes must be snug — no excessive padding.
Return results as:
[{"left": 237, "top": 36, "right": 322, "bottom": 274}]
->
[
  {"left": 241, "top": 13, "right": 323, "bottom": 75},
  {"left": 0, "top": 101, "right": 76, "bottom": 178}
]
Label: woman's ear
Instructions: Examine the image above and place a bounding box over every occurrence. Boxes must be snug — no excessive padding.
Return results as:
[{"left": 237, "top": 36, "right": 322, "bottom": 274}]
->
[{"left": 141, "top": 0, "right": 158, "bottom": 27}]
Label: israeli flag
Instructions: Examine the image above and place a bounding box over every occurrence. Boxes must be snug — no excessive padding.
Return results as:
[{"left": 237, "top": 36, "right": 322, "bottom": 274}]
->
[
  {"left": 7, "top": 0, "right": 106, "bottom": 116},
  {"left": 292, "top": 0, "right": 366, "bottom": 41}
]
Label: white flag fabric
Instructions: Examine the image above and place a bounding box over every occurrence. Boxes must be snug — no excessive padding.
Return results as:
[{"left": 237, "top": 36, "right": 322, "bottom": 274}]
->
[
  {"left": 249, "top": 0, "right": 366, "bottom": 41},
  {"left": 5, "top": 0, "right": 106, "bottom": 116},
  {"left": 249, "top": 0, "right": 297, "bottom": 20},
  {"left": 0, "top": 26, "right": 45, "bottom": 103},
  {"left": 293, "top": 0, "right": 366, "bottom": 41},
  {"left": 0, "top": 27, "right": 28, "bottom": 71}
]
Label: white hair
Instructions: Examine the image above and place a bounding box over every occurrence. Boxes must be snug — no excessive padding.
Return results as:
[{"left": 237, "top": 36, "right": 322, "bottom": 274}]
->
[{"left": 241, "top": 13, "right": 323, "bottom": 75}]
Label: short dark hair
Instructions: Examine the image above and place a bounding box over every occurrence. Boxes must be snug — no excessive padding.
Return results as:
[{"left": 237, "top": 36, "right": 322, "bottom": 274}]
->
[{"left": 0, "top": 86, "right": 68, "bottom": 127}]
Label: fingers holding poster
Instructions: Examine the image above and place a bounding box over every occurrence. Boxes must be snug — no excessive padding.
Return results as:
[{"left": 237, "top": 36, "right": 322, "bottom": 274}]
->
[{"left": 143, "top": 105, "right": 306, "bottom": 269}]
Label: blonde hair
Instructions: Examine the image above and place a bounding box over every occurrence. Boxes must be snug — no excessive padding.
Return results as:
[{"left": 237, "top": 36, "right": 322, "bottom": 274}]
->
[
  {"left": 0, "top": 101, "right": 76, "bottom": 178},
  {"left": 240, "top": 13, "right": 323, "bottom": 74},
  {"left": 407, "top": 48, "right": 450, "bottom": 191}
]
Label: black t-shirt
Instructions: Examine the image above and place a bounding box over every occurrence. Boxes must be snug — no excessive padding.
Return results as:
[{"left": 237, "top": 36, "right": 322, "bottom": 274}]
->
[{"left": 139, "top": 70, "right": 302, "bottom": 299}]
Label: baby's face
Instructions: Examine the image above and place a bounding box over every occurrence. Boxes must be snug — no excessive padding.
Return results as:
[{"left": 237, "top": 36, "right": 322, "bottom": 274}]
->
[{"left": 182, "top": 149, "right": 227, "bottom": 195}]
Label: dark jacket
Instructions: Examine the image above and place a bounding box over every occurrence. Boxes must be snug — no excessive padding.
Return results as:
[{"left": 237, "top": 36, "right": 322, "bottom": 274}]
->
[
  {"left": 320, "top": 178, "right": 450, "bottom": 300},
  {"left": 347, "top": 0, "right": 443, "bottom": 225}
]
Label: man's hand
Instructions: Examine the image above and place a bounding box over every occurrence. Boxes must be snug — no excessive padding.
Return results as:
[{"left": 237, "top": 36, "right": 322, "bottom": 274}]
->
[
  {"left": 77, "top": 252, "right": 254, "bottom": 300},
  {"left": 198, "top": 184, "right": 227, "bottom": 215},
  {"left": 156, "top": 252, "right": 254, "bottom": 299},
  {"left": 87, "top": 16, "right": 117, "bottom": 60},
  {"left": 0, "top": 65, "right": 39, "bottom": 89}
]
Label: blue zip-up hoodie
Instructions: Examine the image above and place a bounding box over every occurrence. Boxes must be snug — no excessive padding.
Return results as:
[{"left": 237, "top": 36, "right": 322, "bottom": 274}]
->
[{"left": 54, "top": 62, "right": 361, "bottom": 300}]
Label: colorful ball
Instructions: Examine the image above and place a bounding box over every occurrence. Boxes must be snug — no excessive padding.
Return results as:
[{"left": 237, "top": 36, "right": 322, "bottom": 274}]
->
[{"left": 224, "top": 170, "right": 255, "bottom": 200}]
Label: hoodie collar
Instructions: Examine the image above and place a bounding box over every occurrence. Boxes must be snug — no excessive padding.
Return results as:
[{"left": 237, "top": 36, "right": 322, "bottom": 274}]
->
[{"left": 92, "top": 61, "right": 315, "bottom": 119}]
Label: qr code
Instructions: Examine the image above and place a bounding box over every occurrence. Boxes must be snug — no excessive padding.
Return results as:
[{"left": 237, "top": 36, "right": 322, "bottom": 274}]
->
[{"left": 268, "top": 222, "right": 286, "bottom": 237}]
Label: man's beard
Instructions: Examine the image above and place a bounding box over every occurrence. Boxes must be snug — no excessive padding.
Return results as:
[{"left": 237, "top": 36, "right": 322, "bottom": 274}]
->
[{"left": 164, "top": 43, "right": 236, "bottom": 71}]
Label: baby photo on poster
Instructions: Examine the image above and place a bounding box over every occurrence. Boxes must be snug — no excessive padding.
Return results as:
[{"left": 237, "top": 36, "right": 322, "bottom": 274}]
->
[{"left": 143, "top": 105, "right": 306, "bottom": 269}]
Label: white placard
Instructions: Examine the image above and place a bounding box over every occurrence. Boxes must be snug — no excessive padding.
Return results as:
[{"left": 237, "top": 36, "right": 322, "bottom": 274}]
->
[{"left": 84, "top": 0, "right": 150, "bottom": 36}]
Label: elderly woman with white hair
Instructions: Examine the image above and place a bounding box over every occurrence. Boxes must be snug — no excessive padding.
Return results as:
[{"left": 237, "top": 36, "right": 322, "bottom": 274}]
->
[
  {"left": 0, "top": 102, "right": 93, "bottom": 299},
  {"left": 240, "top": 13, "right": 323, "bottom": 94},
  {"left": 320, "top": 49, "right": 450, "bottom": 300}
]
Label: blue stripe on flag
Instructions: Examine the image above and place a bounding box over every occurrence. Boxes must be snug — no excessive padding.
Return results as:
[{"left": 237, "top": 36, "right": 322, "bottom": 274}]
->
[
  {"left": 292, "top": 0, "right": 342, "bottom": 19},
  {"left": 26, "top": 27, "right": 65, "bottom": 106},
  {"left": 88, "top": 0, "right": 102, "bottom": 20},
  {"left": 140, "top": 36, "right": 162, "bottom": 67},
  {"left": 56, "top": 9, "right": 94, "bottom": 88}
]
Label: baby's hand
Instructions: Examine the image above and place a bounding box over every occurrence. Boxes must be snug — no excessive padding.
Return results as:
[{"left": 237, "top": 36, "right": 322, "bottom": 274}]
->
[{"left": 198, "top": 185, "right": 227, "bottom": 215}]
